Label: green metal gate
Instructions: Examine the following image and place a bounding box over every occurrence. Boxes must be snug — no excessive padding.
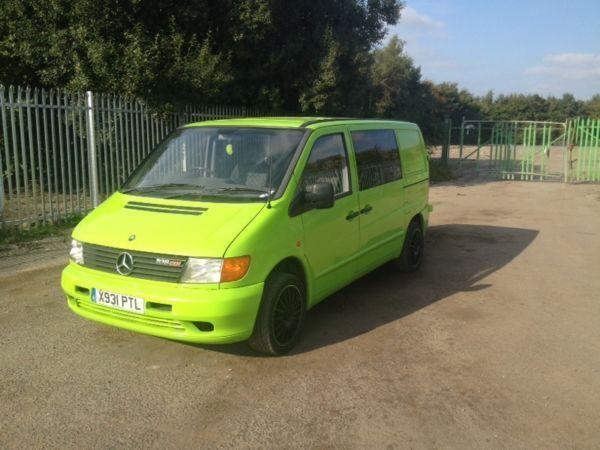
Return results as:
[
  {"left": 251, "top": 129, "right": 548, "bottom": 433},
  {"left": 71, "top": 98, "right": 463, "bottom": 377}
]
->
[
  {"left": 566, "top": 117, "right": 600, "bottom": 182},
  {"left": 457, "top": 120, "right": 568, "bottom": 181}
]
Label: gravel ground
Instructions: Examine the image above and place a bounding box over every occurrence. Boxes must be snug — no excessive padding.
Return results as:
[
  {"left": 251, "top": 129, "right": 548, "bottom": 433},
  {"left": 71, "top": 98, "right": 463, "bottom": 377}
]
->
[{"left": 1, "top": 180, "right": 600, "bottom": 449}]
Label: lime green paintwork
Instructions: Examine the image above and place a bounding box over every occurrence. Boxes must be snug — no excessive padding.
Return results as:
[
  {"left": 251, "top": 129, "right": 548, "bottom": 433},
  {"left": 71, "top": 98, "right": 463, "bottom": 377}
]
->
[
  {"left": 62, "top": 263, "right": 263, "bottom": 342},
  {"left": 62, "top": 117, "right": 430, "bottom": 344},
  {"left": 72, "top": 192, "right": 265, "bottom": 261}
]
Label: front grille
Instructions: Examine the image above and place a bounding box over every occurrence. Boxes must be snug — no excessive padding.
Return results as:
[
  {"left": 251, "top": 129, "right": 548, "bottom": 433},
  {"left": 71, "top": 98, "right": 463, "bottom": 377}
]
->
[
  {"left": 83, "top": 243, "right": 187, "bottom": 282},
  {"left": 74, "top": 298, "right": 186, "bottom": 332}
]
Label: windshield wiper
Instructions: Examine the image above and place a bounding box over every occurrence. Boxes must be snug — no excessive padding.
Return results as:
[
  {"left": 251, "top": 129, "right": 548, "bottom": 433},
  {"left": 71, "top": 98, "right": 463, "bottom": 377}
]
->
[
  {"left": 122, "top": 183, "right": 204, "bottom": 193},
  {"left": 215, "top": 187, "right": 270, "bottom": 195}
]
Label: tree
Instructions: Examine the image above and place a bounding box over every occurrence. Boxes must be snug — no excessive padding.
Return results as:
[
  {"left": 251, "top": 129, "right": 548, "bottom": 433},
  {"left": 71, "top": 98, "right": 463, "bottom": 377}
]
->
[
  {"left": 1, "top": 0, "right": 596, "bottom": 131},
  {"left": 368, "top": 36, "right": 450, "bottom": 141},
  {"left": 371, "top": 36, "right": 422, "bottom": 117},
  {"left": 431, "top": 82, "right": 482, "bottom": 123},
  {"left": 584, "top": 95, "right": 600, "bottom": 118},
  {"left": 0, "top": 0, "right": 401, "bottom": 112}
]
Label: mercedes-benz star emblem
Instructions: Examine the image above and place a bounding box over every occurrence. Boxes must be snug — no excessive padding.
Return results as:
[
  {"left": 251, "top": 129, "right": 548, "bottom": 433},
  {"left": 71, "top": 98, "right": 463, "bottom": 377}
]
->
[{"left": 116, "top": 252, "right": 134, "bottom": 276}]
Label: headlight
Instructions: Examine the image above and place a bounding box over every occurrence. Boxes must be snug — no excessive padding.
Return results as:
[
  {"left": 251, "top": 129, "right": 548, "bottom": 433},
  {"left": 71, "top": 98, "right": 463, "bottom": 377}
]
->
[
  {"left": 70, "top": 239, "right": 84, "bottom": 264},
  {"left": 181, "top": 256, "right": 250, "bottom": 283},
  {"left": 181, "top": 258, "right": 223, "bottom": 283}
]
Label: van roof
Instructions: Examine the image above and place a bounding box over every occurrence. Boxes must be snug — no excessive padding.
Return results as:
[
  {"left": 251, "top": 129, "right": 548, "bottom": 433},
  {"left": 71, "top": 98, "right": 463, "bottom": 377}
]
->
[{"left": 184, "top": 117, "right": 419, "bottom": 130}]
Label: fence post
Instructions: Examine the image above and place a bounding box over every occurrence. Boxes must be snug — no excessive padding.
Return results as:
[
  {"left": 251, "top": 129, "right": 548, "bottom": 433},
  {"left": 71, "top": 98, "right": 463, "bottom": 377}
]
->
[
  {"left": 564, "top": 120, "right": 570, "bottom": 183},
  {"left": 85, "top": 91, "right": 99, "bottom": 208},
  {"left": 0, "top": 85, "right": 6, "bottom": 221},
  {"left": 0, "top": 173, "right": 4, "bottom": 220},
  {"left": 458, "top": 119, "right": 465, "bottom": 173},
  {"left": 441, "top": 115, "right": 450, "bottom": 165},
  {"left": 0, "top": 117, "right": 3, "bottom": 218}
]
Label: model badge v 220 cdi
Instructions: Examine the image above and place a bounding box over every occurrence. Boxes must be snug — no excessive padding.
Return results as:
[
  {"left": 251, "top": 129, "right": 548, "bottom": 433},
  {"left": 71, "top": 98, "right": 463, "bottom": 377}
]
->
[{"left": 62, "top": 118, "right": 432, "bottom": 355}]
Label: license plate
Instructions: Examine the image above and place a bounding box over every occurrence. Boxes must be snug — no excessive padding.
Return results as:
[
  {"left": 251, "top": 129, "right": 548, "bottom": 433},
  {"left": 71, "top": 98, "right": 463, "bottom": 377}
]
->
[{"left": 91, "top": 288, "right": 145, "bottom": 314}]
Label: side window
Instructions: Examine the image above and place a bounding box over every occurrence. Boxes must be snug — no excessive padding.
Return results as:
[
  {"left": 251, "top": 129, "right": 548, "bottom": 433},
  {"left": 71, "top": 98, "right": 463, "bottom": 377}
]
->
[
  {"left": 398, "top": 130, "right": 426, "bottom": 175},
  {"left": 351, "top": 130, "right": 402, "bottom": 190},
  {"left": 301, "top": 134, "right": 350, "bottom": 196}
]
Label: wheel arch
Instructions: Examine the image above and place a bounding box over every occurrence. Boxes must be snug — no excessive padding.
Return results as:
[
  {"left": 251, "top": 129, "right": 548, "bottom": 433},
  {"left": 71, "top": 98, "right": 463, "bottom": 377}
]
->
[
  {"left": 410, "top": 212, "right": 424, "bottom": 231},
  {"left": 267, "top": 256, "right": 311, "bottom": 305}
]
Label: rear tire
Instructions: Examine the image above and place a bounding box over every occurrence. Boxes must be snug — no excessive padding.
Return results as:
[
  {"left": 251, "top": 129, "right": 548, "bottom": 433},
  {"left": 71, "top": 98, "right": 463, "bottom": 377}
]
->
[
  {"left": 395, "top": 220, "right": 424, "bottom": 273},
  {"left": 248, "top": 272, "right": 306, "bottom": 355}
]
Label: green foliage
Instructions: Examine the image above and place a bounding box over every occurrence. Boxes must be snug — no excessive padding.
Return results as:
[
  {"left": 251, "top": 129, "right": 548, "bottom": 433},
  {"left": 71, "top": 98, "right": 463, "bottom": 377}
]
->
[
  {"left": 0, "top": 214, "right": 82, "bottom": 245},
  {"left": 480, "top": 92, "right": 585, "bottom": 122},
  {"left": 299, "top": 30, "right": 345, "bottom": 114},
  {"left": 0, "top": 0, "right": 597, "bottom": 142},
  {"left": 372, "top": 36, "right": 420, "bottom": 116},
  {"left": 431, "top": 82, "right": 482, "bottom": 123},
  {"left": 428, "top": 159, "right": 455, "bottom": 183},
  {"left": 369, "top": 37, "right": 438, "bottom": 139},
  {"left": 583, "top": 95, "right": 600, "bottom": 118},
  {"left": 0, "top": 0, "right": 401, "bottom": 112}
]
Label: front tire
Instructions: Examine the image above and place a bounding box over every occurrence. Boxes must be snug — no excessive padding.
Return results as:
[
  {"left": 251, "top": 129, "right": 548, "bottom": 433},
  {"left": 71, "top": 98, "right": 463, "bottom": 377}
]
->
[{"left": 248, "top": 272, "right": 306, "bottom": 355}]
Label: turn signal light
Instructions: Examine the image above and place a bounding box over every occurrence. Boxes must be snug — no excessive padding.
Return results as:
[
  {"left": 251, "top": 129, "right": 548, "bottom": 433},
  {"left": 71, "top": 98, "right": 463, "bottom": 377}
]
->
[{"left": 221, "top": 256, "right": 251, "bottom": 282}]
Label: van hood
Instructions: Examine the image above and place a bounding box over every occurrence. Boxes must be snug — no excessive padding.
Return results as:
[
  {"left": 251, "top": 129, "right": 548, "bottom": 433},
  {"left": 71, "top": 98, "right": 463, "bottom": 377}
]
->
[{"left": 72, "top": 192, "right": 265, "bottom": 257}]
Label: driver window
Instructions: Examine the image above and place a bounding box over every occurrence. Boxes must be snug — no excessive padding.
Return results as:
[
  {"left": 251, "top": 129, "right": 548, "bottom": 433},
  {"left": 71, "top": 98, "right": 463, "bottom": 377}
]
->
[{"left": 301, "top": 134, "right": 350, "bottom": 196}]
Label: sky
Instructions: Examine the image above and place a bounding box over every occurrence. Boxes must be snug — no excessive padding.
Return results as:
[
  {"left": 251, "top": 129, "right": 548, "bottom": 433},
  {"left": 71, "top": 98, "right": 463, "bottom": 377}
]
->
[{"left": 385, "top": 0, "right": 600, "bottom": 99}]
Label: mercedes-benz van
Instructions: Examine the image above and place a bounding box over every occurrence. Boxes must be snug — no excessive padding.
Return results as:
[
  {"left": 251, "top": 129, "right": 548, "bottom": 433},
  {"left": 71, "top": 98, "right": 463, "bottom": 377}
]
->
[{"left": 61, "top": 117, "right": 431, "bottom": 355}]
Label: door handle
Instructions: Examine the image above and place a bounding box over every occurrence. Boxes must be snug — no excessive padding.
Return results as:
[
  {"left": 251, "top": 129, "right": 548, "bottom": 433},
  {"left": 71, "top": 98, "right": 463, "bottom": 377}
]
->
[
  {"left": 346, "top": 210, "right": 360, "bottom": 221},
  {"left": 360, "top": 204, "right": 373, "bottom": 215}
]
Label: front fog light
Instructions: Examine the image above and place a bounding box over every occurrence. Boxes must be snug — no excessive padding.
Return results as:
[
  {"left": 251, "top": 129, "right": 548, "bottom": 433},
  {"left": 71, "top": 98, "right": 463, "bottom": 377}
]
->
[
  {"left": 70, "top": 239, "right": 84, "bottom": 265},
  {"left": 181, "top": 258, "right": 223, "bottom": 283}
]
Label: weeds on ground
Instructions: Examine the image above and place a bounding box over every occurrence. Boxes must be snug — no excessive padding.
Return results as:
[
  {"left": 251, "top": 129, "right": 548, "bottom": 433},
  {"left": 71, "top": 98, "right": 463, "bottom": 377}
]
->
[
  {"left": 0, "top": 214, "right": 83, "bottom": 246},
  {"left": 429, "top": 159, "right": 455, "bottom": 183}
]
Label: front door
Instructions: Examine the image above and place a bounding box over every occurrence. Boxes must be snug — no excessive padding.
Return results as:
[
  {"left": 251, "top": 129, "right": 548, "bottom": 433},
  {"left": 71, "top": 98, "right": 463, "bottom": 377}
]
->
[{"left": 297, "top": 129, "right": 360, "bottom": 304}]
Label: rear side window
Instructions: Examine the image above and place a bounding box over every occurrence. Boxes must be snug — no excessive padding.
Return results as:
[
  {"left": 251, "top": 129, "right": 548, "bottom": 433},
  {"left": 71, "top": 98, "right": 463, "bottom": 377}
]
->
[
  {"left": 398, "top": 130, "right": 426, "bottom": 176},
  {"left": 301, "top": 134, "right": 350, "bottom": 196},
  {"left": 351, "top": 130, "right": 402, "bottom": 190}
]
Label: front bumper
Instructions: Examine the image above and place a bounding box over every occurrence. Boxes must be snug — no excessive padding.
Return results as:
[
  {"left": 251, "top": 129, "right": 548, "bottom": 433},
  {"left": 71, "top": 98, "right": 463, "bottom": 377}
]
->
[{"left": 61, "top": 262, "right": 264, "bottom": 344}]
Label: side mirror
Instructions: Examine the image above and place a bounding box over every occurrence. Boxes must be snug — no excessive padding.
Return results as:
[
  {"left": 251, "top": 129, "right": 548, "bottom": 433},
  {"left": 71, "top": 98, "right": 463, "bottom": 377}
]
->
[
  {"left": 304, "top": 182, "right": 334, "bottom": 210},
  {"left": 289, "top": 182, "right": 335, "bottom": 217}
]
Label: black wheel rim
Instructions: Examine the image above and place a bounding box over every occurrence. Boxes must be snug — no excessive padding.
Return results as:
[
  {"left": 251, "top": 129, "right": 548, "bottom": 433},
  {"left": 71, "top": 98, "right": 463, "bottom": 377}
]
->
[
  {"left": 409, "top": 229, "right": 423, "bottom": 265},
  {"left": 272, "top": 285, "right": 303, "bottom": 347}
]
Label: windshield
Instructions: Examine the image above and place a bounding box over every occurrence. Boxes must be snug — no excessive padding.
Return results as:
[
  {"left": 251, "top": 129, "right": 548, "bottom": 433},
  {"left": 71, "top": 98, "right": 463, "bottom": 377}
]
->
[{"left": 121, "top": 127, "right": 306, "bottom": 201}]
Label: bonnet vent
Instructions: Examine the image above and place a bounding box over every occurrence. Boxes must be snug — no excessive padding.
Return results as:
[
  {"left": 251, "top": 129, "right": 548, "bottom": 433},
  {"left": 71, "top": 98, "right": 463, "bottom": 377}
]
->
[{"left": 124, "top": 201, "right": 207, "bottom": 216}]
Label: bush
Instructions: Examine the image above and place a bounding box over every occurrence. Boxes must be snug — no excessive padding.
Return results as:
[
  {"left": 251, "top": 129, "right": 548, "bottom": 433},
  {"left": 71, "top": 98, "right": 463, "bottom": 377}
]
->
[{"left": 429, "top": 159, "right": 454, "bottom": 183}]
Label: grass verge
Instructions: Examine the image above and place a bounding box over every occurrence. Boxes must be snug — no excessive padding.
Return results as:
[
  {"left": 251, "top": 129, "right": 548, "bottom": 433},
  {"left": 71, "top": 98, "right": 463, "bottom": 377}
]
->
[{"left": 0, "top": 215, "right": 82, "bottom": 246}]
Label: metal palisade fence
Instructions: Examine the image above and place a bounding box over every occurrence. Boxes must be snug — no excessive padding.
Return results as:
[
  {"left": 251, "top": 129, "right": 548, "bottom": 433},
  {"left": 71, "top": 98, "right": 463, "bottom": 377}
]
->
[
  {"left": 0, "top": 84, "right": 261, "bottom": 228},
  {"left": 437, "top": 117, "right": 600, "bottom": 182}
]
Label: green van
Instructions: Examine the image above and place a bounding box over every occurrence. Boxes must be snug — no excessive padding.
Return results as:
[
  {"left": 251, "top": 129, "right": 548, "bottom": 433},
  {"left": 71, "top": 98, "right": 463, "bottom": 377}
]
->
[{"left": 61, "top": 117, "right": 431, "bottom": 354}]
